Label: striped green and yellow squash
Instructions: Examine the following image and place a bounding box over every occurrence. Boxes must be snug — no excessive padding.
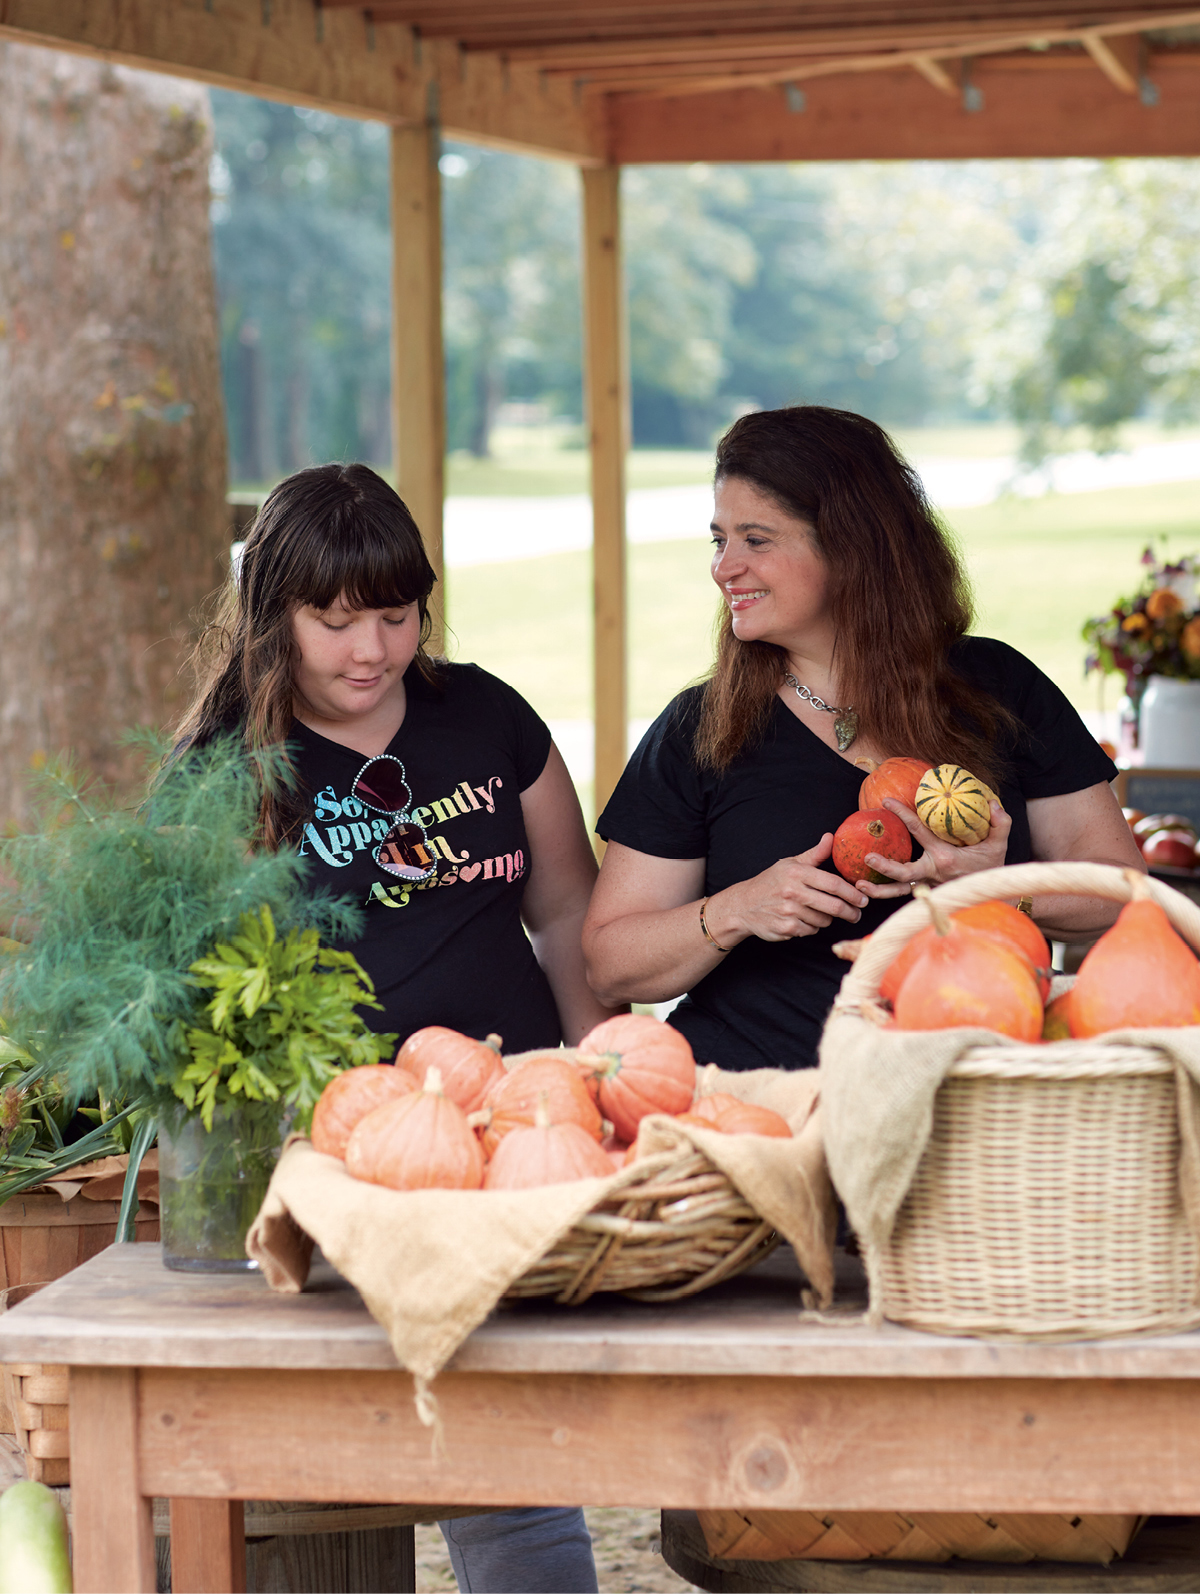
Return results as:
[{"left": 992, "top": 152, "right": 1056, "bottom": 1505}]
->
[{"left": 914, "top": 764, "right": 1000, "bottom": 847}]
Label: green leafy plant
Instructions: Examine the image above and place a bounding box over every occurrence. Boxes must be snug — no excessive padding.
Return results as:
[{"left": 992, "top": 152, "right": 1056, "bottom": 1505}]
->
[
  {"left": 0, "top": 734, "right": 361, "bottom": 1114},
  {"left": 176, "top": 904, "right": 395, "bottom": 1132}
]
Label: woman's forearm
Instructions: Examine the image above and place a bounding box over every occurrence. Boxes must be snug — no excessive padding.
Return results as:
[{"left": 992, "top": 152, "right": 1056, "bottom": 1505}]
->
[{"left": 584, "top": 897, "right": 730, "bottom": 1006}]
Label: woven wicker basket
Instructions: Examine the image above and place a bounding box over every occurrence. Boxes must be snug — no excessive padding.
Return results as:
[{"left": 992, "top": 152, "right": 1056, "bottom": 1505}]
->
[
  {"left": 503, "top": 1145, "right": 779, "bottom": 1305},
  {"left": 835, "top": 860, "right": 1200, "bottom": 1339}
]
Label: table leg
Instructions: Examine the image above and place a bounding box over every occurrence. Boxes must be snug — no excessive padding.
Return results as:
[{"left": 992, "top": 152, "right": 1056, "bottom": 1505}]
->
[
  {"left": 170, "top": 1499, "right": 246, "bottom": 1593},
  {"left": 69, "top": 1366, "right": 156, "bottom": 1593}
]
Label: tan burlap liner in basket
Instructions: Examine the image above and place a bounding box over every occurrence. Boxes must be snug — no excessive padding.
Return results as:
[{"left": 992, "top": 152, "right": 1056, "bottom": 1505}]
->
[
  {"left": 821, "top": 860, "right": 1200, "bottom": 1339},
  {"left": 247, "top": 1062, "right": 835, "bottom": 1416}
]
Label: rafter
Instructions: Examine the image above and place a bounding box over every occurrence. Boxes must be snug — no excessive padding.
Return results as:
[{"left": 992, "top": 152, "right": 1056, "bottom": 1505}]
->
[{"left": 602, "top": 7, "right": 1200, "bottom": 96}]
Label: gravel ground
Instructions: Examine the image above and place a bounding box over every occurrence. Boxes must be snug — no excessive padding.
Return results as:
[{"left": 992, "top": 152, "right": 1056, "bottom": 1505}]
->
[{"left": 416, "top": 1509, "right": 700, "bottom": 1592}]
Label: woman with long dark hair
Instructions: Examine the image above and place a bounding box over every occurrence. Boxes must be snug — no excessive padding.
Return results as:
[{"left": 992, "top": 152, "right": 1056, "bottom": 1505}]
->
[
  {"left": 180, "top": 461, "right": 608, "bottom": 1592},
  {"left": 583, "top": 406, "right": 1143, "bottom": 1072}
]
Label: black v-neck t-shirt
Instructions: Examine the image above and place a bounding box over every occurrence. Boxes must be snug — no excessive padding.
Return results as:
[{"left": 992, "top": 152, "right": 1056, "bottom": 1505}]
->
[
  {"left": 597, "top": 637, "right": 1117, "bottom": 1072},
  {"left": 291, "top": 662, "right": 560, "bottom": 1051}
]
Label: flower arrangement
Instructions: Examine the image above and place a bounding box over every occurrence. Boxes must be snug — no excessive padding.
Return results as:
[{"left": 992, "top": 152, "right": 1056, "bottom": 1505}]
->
[{"left": 1083, "top": 548, "right": 1200, "bottom": 690}]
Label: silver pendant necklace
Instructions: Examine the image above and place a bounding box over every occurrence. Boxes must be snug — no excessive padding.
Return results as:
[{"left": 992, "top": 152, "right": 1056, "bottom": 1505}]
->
[{"left": 783, "top": 672, "right": 859, "bottom": 752}]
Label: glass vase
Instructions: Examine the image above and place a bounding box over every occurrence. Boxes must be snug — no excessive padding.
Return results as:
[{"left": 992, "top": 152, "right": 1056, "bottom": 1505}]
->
[{"left": 159, "top": 1101, "right": 289, "bottom": 1272}]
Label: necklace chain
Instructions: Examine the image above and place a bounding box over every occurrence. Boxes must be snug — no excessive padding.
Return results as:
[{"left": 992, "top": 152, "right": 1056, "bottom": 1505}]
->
[
  {"left": 783, "top": 673, "right": 851, "bottom": 716},
  {"left": 783, "top": 673, "right": 859, "bottom": 752}
]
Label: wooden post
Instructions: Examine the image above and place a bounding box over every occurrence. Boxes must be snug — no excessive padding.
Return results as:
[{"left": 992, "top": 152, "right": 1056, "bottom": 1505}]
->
[
  {"left": 581, "top": 165, "right": 629, "bottom": 820},
  {"left": 69, "top": 1366, "right": 156, "bottom": 1593},
  {"left": 170, "top": 1499, "right": 247, "bottom": 1594},
  {"left": 391, "top": 119, "right": 446, "bottom": 652}
]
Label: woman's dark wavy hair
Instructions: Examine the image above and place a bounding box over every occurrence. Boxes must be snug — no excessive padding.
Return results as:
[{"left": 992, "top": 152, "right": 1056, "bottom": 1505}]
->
[
  {"left": 695, "top": 406, "right": 1016, "bottom": 784},
  {"left": 176, "top": 463, "right": 439, "bottom": 848}
]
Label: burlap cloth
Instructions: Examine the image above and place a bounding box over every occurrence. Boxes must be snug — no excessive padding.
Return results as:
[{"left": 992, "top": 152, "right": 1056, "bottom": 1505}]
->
[
  {"left": 818, "top": 862, "right": 1200, "bottom": 1320},
  {"left": 246, "top": 1060, "right": 835, "bottom": 1418}
]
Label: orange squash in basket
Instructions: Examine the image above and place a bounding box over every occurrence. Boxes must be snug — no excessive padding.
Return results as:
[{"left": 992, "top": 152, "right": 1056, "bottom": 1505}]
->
[
  {"left": 311, "top": 1064, "right": 417, "bottom": 1159},
  {"left": 894, "top": 891, "right": 1043, "bottom": 1042},
  {"left": 394, "top": 1026, "right": 505, "bottom": 1113},
  {"left": 880, "top": 903, "right": 1050, "bottom": 1007},
  {"left": 484, "top": 1096, "right": 614, "bottom": 1190},
  {"left": 474, "top": 1054, "right": 602, "bottom": 1158},
  {"left": 686, "top": 1094, "right": 792, "bottom": 1138},
  {"left": 577, "top": 1015, "right": 696, "bottom": 1144},
  {"left": 1068, "top": 874, "right": 1200, "bottom": 1035},
  {"left": 345, "top": 1065, "right": 485, "bottom": 1190}
]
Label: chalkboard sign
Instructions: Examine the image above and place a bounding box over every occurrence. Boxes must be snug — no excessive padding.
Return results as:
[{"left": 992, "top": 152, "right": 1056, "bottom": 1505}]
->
[{"left": 1114, "top": 768, "right": 1200, "bottom": 832}]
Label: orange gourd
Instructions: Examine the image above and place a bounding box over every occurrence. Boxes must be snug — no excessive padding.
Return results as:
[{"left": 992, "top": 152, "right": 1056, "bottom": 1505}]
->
[
  {"left": 473, "top": 1054, "right": 602, "bottom": 1158},
  {"left": 954, "top": 902, "right": 1052, "bottom": 1000},
  {"left": 576, "top": 1015, "right": 697, "bottom": 1144},
  {"left": 879, "top": 903, "right": 1051, "bottom": 1006},
  {"left": 893, "top": 889, "right": 1043, "bottom": 1042},
  {"left": 687, "top": 1093, "right": 793, "bottom": 1138},
  {"left": 600, "top": 1132, "right": 631, "bottom": 1169},
  {"left": 1068, "top": 872, "right": 1200, "bottom": 1035},
  {"left": 856, "top": 756, "right": 930, "bottom": 814},
  {"left": 394, "top": 1026, "right": 505, "bottom": 1113},
  {"left": 345, "top": 1065, "right": 485, "bottom": 1190},
  {"left": 311, "top": 1064, "right": 417, "bottom": 1159},
  {"left": 483, "top": 1095, "right": 615, "bottom": 1190}
]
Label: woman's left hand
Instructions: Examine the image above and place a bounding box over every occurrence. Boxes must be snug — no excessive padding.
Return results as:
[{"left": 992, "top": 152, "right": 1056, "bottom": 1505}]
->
[{"left": 856, "top": 799, "right": 1012, "bottom": 898}]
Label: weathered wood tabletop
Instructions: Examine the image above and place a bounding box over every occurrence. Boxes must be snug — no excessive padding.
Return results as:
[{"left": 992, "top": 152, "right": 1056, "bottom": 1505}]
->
[{"left": 6, "top": 1242, "right": 1200, "bottom": 1592}]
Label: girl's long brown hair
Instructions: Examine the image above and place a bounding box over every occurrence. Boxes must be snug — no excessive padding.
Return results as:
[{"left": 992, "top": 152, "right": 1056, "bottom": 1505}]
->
[
  {"left": 695, "top": 407, "right": 1016, "bottom": 784},
  {"left": 176, "top": 463, "right": 439, "bottom": 848}
]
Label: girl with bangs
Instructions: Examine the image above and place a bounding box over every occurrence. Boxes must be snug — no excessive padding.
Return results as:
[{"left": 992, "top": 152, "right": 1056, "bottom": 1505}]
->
[
  {"left": 584, "top": 406, "right": 1144, "bottom": 1073},
  {"left": 178, "top": 461, "right": 610, "bottom": 1593}
]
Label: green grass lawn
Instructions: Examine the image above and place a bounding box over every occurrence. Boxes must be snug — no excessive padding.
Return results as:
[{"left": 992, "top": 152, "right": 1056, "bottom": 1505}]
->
[{"left": 445, "top": 477, "right": 1200, "bottom": 728}]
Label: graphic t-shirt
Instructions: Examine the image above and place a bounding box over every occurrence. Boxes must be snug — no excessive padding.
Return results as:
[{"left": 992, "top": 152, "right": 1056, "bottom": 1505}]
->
[
  {"left": 597, "top": 637, "right": 1118, "bottom": 1073},
  {"left": 291, "top": 662, "right": 560, "bottom": 1051}
]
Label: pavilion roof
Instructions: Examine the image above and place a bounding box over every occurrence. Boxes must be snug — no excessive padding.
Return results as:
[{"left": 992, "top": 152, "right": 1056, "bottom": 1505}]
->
[{"left": 5, "top": 1, "right": 1200, "bottom": 158}]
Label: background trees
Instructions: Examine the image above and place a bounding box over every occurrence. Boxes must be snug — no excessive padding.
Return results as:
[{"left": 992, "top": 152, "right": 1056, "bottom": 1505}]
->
[{"left": 207, "top": 91, "right": 1200, "bottom": 472}]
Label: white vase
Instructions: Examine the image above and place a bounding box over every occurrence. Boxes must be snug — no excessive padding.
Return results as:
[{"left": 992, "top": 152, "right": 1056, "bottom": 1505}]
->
[{"left": 1138, "top": 677, "right": 1200, "bottom": 767}]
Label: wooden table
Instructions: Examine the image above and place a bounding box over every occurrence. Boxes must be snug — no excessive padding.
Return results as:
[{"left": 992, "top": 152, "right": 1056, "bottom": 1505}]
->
[{"left": 8, "top": 1244, "right": 1200, "bottom": 1593}]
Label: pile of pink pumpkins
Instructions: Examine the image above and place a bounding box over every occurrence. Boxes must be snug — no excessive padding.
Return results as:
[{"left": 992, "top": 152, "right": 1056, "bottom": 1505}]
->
[{"left": 1123, "top": 809, "right": 1200, "bottom": 871}]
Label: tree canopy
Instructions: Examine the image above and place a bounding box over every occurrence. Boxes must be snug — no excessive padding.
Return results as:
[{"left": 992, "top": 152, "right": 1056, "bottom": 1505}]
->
[{"left": 207, "top": 90, "right": 1200, "bottom": 473}]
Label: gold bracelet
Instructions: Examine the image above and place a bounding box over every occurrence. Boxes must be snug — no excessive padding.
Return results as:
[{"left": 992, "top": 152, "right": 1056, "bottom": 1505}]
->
[
  {"left": 1016, "top": 896, "right": 1034, "bottom": 917},
  {"left": 700, "top": 897, "right": 730, "bottom": 954}
]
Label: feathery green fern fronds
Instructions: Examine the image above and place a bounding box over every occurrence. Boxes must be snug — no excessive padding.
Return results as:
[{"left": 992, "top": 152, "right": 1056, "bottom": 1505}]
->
[{"left": 0, "top": 736, "right": 362, "bottom": 1115}]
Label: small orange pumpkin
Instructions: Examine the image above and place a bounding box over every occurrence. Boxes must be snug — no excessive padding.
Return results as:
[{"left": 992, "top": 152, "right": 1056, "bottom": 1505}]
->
[
  {"left": 345, "top": 1065, "right": 485, "bottom": 1190},
  {"left": 473, "top": 1054, "right": 602, "bottom": 1158},
  {"left": 893, "top": 890, "right": 1043, "bottom": 1042},
  {"left": 686, "top": 1093, "right": 792, "bottom": 1138},
  {"left": 577, "top": 1015, "right": 696, "bottom": 1144},
  {"left": 856, "top": 756, "right": 931, "bottom": 814},
  {"left": 484, "top": 1095, "right": 615, "bottom": 1190},
  {"left": 394, "top": 1026, "right": 505, "bottom": 1113},
  {"left": 1068, "top": 872, "right": 1200, "bottom": 1035},
  {"left": 600, "top": 1132, "right": 632, "bottom": 1169},
  {"left": 311, "top": 1064, "right": 417, "bottom": 1159}
]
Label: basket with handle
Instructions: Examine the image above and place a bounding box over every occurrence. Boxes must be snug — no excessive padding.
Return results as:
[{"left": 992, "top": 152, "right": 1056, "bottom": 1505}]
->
[{"left": 826, "top": 860, "right": 1200, "bottom": 1339}]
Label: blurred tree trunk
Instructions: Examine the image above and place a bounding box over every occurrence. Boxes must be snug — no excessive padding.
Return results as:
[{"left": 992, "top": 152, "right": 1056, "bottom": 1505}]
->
[{"left": 0, "top": 42, "right": 228, "bottom": 822}]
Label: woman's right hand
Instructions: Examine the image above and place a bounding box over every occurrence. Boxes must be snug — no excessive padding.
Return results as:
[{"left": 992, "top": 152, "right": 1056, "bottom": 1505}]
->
[{"left": 705, "top": 833, "right": 869, "bottom": 946}]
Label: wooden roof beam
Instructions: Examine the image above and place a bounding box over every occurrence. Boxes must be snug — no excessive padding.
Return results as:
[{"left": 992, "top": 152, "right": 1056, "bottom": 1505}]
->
[
  {"left": 912, "top": 55, "right": 959, "bottom": 94},
  {"left": 1084, "top": 31, "right": 1141, "bottom": 88},
  {"left": 606, "top": 7, "right": 1200, "bottom": 97},
  {"left": 0, "top": 0, "right": 602, "bottom": 162},
  {"left": 611, "top": 52, "right": 1200, "bottom": 161}
]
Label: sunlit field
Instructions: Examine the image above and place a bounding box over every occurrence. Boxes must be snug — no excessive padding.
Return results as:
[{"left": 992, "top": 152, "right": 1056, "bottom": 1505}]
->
[{"left": 446, "top": 475, "right": 1200, "bottom": 728}]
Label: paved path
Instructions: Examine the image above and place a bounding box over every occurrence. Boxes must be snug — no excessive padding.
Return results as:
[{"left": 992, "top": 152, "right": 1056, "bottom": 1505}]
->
[{"left": 444, "top": 439, "right": 1200, "bottom": 569}]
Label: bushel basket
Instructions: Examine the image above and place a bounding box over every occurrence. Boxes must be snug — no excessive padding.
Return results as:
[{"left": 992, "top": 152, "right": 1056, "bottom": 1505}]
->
[
  {"left": 503, "top": 1142, "right": 778, "bottom": 1304},
  {"left": 825, "top": 861, "right": 1200, "bottom": 1340}
]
